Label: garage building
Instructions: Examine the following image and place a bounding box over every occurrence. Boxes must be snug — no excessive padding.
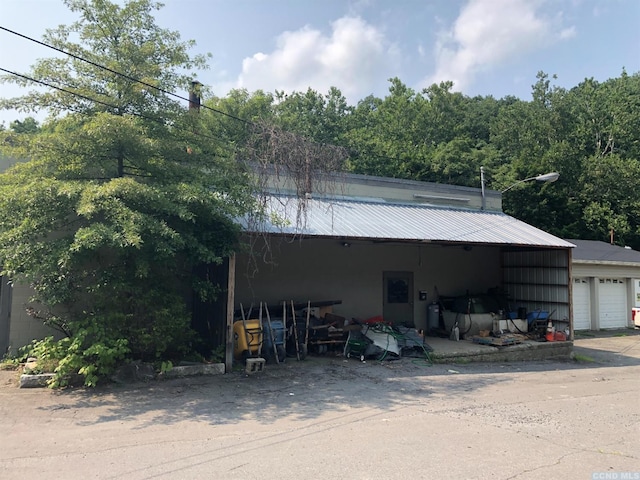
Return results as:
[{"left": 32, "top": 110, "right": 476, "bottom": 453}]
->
[{"left": 570, "top": 239, "right": 640, "bottom": 330}]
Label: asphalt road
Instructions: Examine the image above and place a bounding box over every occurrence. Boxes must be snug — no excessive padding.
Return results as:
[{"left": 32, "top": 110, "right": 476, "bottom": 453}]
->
[{"left": 1, "top": 330, "right": 639, "bottom": 480}]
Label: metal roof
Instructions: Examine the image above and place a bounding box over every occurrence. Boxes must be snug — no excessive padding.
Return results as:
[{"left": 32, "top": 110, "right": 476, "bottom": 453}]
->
[{"left": 247, "top": 195, "right": 575, "bottom": 248}]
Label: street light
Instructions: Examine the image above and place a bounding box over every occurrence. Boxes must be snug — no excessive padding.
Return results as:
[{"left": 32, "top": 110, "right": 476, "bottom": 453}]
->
[
  {"left": 501, "top": 172, "right": 560, "bottom": 193},
  {"left": 480, "top": 167, "right": 560, "bottom": 210}
]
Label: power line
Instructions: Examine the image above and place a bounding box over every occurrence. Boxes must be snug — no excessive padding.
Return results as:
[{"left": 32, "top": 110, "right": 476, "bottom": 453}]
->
[
  {"left": 0, "top": 66, "right": 233, "bottom": 147},
  {"left": 0, "top": 25, "right": 251, "bottom": 125},
  {"left": 0, "top": 25, "right": 351, "bottom": 162},
  {"left": 0, "top": 66, "right": 166, "bottom": 125}
]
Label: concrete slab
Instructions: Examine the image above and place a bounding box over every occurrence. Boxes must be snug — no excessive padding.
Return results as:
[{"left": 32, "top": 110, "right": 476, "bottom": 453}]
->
[
  {"left": 1, "top": 332, "right": 639, "bottom": 480},
  {"left": 423, "top": 335, "right": 573, "bottom": 362},
  {"left": 160, "top": 363, "right": 225, "bottom": 378}
]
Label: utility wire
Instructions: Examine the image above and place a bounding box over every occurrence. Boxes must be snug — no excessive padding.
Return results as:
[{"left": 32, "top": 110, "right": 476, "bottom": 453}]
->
[
  {"left": 0, "top": 25, "right": 350, "bottom": 160},
  {"left": 0, "top": 66, "right": 161, "bottom": 122},
  {"left": 0, "top": 66, "right": 231, "bottom": 147},
  {"left": 0, "top": 25, "right": 251, "bottom": 125}
]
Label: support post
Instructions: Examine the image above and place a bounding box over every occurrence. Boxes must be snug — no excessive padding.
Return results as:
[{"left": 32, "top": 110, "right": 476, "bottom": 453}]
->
[
  {"left": 480, "top": 166, "right": 486, "bottom": 210},
  {"left": 225, "top": 253, "right": 236, "bottom": 373}
]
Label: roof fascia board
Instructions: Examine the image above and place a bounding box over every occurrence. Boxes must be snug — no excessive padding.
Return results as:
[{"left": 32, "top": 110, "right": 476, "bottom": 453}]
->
[{"left": 572, "top": 259, "right": 640, "bottom": 267}]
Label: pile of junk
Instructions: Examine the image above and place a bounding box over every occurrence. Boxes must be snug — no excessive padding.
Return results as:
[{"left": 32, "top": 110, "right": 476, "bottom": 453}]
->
[
  {"left": 232, "top": 301, "right": 433, "bottom": 366},
  {"left": 428, "top": 289, "right": 570, "bottom": 343}
]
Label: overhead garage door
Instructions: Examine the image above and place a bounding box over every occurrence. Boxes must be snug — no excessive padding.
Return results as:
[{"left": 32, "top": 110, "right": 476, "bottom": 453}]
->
[
  {"left": 598, "top": 278, "right": 627, "bottom": 329},
  {"left": 573, "top": 278, "right": 591, "bottom": 330}
]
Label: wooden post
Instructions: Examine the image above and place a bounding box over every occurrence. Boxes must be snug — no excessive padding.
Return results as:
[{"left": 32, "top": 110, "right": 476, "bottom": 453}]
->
[
  {"left": 265, "top": 303, "right": 279, "bottom": 364},
  {"left": 291, "top": 300, "right": 300, "bottom": 361},
  {"left": 225, "top": 253, "right": 236, "bottom": 373},
  {"left": 282, "top": 301, "right": 287, "bottom": 359}
]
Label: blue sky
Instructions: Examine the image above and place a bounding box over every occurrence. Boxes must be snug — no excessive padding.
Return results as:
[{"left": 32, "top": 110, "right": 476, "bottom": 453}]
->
[{"left": 1, "top": 0, "right": 638, "bottom": 126}]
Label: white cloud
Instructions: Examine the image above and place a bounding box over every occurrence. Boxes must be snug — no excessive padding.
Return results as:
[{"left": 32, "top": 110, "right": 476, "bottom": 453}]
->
[
  {"left": 559, "top": 26, "right": 577, "bottom": 39},
  {"left": 235, "top": 16, "right": 400, "bottom": 102},
  {"left": 423, "top": 0, "right": 575, "bottom": 92}
]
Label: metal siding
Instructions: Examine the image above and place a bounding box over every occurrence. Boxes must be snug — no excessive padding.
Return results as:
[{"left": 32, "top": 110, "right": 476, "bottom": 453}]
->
[
  {"left": 251, "top": 196, "right": 574, "bottom": 248},
  {"left": 573, "top": 263, "right": 640, "bottom": 278},
  {"left": 502, "top": 249, "right": 571, "bottom": 322}
]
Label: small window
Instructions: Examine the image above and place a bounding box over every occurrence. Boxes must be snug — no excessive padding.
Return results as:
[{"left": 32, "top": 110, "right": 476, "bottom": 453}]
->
[{"left": 387, "top": 278, "right": 409, "bottom": 304}]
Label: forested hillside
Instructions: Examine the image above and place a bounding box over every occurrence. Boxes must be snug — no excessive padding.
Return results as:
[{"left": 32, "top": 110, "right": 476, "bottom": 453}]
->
[{"left": 202, "top": 70, "right": 640, "bottom": 249}]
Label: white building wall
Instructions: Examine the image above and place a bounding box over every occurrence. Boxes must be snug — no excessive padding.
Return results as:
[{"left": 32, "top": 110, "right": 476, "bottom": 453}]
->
[
  {"left": 633, "top": 279, "right": 640, "bottom": 307},
  {"left": 6, "top": 282, "right": 63, "bottom": 354},
  {"left": 571, "top": 263, "right": 639, "bottom": 329},
  {"left": 235, "top": 238, "right": 501, "bottom": 328}
]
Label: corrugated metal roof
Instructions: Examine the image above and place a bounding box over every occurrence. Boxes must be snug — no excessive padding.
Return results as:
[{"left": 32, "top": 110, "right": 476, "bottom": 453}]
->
[{"left": 246, "top": 195, "right": 574, "bottom": 248}]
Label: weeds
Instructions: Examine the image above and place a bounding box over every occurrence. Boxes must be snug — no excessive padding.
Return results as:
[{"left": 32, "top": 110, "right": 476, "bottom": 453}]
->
[{"left": 573, "top": 353, "right": 596, "bottom": 363}]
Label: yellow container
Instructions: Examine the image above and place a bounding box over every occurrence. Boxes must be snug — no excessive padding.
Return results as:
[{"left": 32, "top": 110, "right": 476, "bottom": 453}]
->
[{"left": 233, "top": 319, "right": 263, "bottom": 359}]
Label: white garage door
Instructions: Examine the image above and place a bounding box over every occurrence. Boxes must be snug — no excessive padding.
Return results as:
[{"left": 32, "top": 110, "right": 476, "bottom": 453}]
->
[
  {"left": 573, "top": 278, "right": 591, "bottom": 330},
  {"left": 598, "top": 278, "right": 627, "bottom": 329}
]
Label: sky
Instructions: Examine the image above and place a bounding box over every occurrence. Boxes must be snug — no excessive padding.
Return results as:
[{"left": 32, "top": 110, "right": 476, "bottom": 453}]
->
[{"left": 0, "top": 0, "right": 638, "bottom": 126}]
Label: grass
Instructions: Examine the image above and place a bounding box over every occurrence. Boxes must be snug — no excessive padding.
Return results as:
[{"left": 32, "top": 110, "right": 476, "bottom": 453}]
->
[
  {"left": 452, "top": 357, "right": 471, "bottom": 364},
  {"left": 574, "top": 331, "right": 595, "bottom": 337},
  {"left": 573, "top": 353, "right": 596, "bottom": 363},
  {"left": 0, "top": 360, "right": 21, "bottom": 371}
]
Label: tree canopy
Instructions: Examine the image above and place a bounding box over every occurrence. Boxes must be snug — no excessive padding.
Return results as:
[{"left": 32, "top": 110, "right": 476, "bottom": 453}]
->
[
  {"left": 2, "top": 0, "right": 639, "bottom": 386},
  {"left": 219, "top": 70, "right": 640, "bottom": 248},
  {"left": 0, "top": 0, "right": 253, "bottom": 386}
]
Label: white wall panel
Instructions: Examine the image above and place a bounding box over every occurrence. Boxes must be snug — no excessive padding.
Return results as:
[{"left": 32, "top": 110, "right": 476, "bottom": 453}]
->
[{"left": 235, "top": 238, "right": 501, "bottom": 327}]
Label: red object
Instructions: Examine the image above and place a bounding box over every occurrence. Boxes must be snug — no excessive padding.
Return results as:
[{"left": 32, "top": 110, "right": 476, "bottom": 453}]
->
[
  {"left": 545, "top": 332, "right": 555, "bottom": 342},
  {"left": 363, "top": 315, "right": 385, "bottom": 325},
  {"left": 554, "top": 331, "right": 567, "bottom": 341}
]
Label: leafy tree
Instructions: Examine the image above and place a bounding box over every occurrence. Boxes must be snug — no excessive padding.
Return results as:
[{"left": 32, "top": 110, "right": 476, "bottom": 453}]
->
[
  {"left": 200, "top": 88, "right": 274, "bottom": 153},
  {"left": 345, "top": 79, "right": 433, "bottom": 179},
  {"left": 0, "top": 0, "right": 252, "bottom": 386},
  {"left": 272, "top": 87, "right": 351, "bottom": 146},
  {"left": 9, "top": 117, "right": 40, "bottom": 134}
]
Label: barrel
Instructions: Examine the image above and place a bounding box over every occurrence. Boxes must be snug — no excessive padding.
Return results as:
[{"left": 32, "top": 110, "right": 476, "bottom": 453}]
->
[{"left": 427, "top": 303, "right": 440, "bottom": 331}]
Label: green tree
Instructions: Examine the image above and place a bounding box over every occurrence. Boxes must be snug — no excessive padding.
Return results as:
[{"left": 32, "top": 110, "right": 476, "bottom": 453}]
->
[
  {"left": 272, "top": 87, "right": 351, "bottom": 146},
  {"left": 345, "top": 78, "right": 432, "bottom": 179},
  {"left": 0, "top": 0, "right": 252, "bottom": 386},
  {"left": 201, "top": 88, "right": 274, "bottom": 154},
  {"left": 9, "top": 117, "right": 40, "bottom": 134},
  {"left": 562, "top": 71, "right": 640, "bottom": 246}
]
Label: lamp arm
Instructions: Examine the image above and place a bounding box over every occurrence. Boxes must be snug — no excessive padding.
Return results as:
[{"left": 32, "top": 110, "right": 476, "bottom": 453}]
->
[{"left": 501, "top": 177, "right": 536, "bottom": 193}]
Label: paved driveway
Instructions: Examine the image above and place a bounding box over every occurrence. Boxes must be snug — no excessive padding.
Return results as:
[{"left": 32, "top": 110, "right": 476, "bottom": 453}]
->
[{"left": 1, "top": 331, "right": 639, "bottom": 479}]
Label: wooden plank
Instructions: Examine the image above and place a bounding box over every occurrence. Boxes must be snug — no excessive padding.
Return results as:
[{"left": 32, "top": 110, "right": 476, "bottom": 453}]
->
[
  {"left": 225, "top": 253, "right": 236, "bottom": 373},
  {"left": 234, "top": 299, "right": 342, "bottom": 317}
]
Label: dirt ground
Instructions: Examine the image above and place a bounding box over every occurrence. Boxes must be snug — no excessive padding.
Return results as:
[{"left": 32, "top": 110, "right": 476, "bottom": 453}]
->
[{"left": 1, "top": 330, "right": 639, "bottom": 479}]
